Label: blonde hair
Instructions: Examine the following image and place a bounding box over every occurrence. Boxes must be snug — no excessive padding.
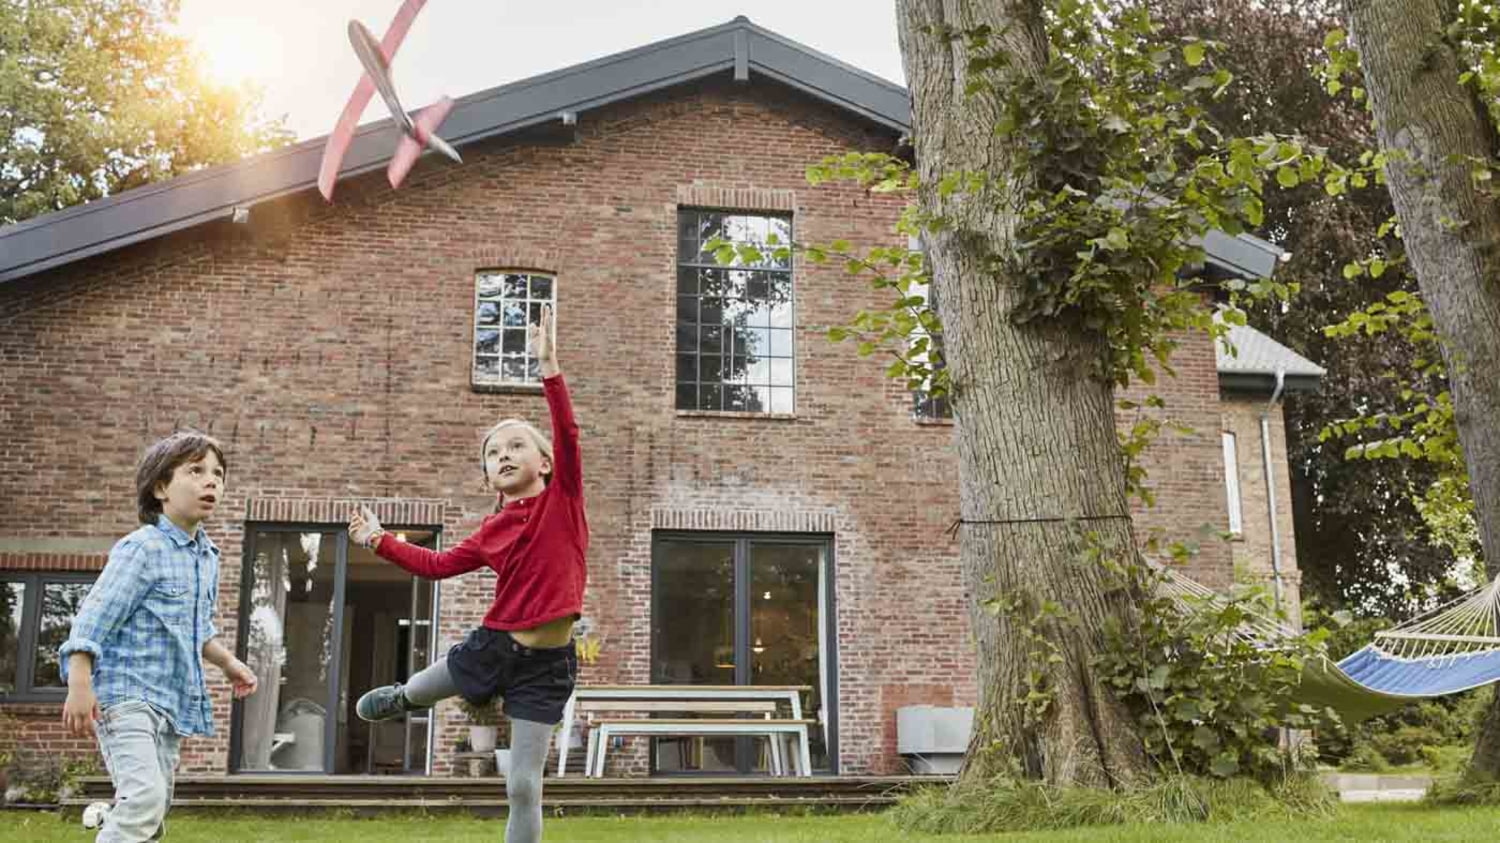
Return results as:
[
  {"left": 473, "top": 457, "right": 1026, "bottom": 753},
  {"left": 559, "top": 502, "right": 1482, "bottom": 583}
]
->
[{"left": 479, "top": 419, "right": 554, "bottom": 485}]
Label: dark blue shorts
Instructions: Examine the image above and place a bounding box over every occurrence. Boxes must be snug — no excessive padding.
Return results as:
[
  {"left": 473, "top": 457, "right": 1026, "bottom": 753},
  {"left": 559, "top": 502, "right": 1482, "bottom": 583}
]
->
[{"left": 446, "top": 627, "right": 578, "bottom": 725}]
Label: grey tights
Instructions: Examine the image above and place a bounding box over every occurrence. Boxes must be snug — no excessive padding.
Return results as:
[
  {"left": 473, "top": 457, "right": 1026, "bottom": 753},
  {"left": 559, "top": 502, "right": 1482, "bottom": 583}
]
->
[{"left": 400, "top": 657, "right": 552, "bottom": 843}]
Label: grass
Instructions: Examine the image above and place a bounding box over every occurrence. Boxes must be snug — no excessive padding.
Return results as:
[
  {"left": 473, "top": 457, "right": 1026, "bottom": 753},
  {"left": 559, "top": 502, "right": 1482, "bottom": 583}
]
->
[
  {"left": 887, "top": 771, "right": 1339, "bottom": 833},
  {"left": 5, "top": 804, "right": 1500, "bottom": 841}
]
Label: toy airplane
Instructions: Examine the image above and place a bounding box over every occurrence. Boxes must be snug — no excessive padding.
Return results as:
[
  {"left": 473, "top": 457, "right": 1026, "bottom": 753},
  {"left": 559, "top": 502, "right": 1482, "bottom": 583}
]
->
[{"left": 317, "top": 0, "right": 461, "bottom": 202}]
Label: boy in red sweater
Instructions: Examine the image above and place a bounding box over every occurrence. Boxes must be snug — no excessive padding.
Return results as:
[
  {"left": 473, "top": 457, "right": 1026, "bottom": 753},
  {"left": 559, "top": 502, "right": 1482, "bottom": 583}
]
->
[{"left": 349, "top": 305, "right": 584, "bottom": 843}]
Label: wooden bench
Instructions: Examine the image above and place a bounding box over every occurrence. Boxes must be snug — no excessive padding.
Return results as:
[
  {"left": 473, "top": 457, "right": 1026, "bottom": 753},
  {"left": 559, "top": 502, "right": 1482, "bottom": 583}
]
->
[
  {"left": 588, "top": 718, "right": 819, "bottom": 778},
  {"left": 556, "top": 685, "right": 812, "bottom": 777},
  {"left": 571, "top": 701, "right": 780, "bottom": 777}
]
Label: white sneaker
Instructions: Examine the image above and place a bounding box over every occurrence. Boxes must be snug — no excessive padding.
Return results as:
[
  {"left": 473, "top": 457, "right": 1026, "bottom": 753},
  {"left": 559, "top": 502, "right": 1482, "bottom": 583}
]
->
[{"left": 82, "top": 801, "right": 111, "bottom": 830}]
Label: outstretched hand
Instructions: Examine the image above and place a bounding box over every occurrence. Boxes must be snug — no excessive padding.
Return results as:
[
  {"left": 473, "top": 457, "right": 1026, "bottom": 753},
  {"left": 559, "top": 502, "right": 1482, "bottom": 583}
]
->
[
  {"left": 529, "top": 304, "right": 560, "bottom": 378},
  {"left": 348, "top": 505, "right": 385, "bottom": 548}
]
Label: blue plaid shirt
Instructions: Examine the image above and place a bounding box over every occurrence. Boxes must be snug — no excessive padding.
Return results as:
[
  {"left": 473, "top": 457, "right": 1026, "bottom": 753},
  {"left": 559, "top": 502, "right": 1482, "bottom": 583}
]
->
[{"left": 59, "top": 515, "right": 220, "bottom": 737}]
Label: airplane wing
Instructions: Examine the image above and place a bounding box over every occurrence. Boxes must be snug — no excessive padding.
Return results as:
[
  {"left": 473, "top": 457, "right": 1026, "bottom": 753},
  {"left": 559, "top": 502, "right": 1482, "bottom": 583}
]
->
[
  {"left": 316, "top": 0, "right": 430, "bottom": 202},
  {"left": 347, "top": 19, "right": 417, "bottom": 137}
]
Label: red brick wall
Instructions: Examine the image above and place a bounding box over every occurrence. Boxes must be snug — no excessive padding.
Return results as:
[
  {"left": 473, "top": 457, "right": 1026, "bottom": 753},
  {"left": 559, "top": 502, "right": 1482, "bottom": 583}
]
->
[
  {"left": 1222, "top": 398, "right": 1303, "bottom": 623},
  {"left": 1, "top": 77, "right": 1244, "bottom": 777},
  {"left": 1118, "top": 328, "right": 1236, "bottom": 589}
]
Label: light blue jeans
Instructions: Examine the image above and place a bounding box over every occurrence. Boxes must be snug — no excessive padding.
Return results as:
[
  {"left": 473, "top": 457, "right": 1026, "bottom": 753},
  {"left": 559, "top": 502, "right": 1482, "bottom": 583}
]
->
[{"left": 94, "top": 699, "right": 181, "bottom": 842}]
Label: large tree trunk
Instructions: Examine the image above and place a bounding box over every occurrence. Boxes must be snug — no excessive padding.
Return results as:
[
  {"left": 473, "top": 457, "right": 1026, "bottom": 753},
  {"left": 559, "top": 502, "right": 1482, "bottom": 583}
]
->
[
  {"left": 896, "top": 0, "right": 1150, "bottom": 787},
  {"left": 1343, "top": 0, "right": 1500, "bottom": 776}
]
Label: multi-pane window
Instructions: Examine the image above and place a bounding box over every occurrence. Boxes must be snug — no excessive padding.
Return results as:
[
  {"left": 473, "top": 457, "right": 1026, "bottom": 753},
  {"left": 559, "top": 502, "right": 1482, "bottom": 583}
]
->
[
  {"left": 908, "top": 280, "right": 951, "bottom": 420},
  {"left": 1, "top": 573, "right": 94, "bottom": 700},
  {"left": 676, "top": 210, "right": 795, "bottom": 413},
  {"left": 1222, "top": 432, "right": 1244, "bottom": 535},
  {"left": 473, "top": 271, "right": 556, "bottom": 387}
]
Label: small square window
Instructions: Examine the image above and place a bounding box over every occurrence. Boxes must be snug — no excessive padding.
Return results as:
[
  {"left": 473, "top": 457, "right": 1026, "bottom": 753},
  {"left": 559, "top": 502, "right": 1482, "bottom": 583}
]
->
[{"left": 474, "top": 271, "right": 557, "bottom": 388}]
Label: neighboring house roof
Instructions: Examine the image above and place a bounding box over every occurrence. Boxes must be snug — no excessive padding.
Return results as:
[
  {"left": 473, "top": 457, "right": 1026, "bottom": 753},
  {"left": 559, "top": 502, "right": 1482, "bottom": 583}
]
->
[
  {"left": 1216, "top": 317, "right": 1326, "bottom": 394},
  {"left": 0, "top": 16, "right": 1287, "bottom": 287}
]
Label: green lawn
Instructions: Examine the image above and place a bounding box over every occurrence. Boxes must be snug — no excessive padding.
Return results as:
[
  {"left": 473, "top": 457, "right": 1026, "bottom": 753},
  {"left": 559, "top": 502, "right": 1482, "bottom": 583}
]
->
[{"left": 4, "top": 804, "right": 1499, "bottom": 841}]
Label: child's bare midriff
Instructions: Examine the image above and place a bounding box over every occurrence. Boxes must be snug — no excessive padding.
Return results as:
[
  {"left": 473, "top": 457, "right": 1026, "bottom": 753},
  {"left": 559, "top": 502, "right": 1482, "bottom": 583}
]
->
[{"left": 510, "top": 615, "right": 574, "bottom": 649}]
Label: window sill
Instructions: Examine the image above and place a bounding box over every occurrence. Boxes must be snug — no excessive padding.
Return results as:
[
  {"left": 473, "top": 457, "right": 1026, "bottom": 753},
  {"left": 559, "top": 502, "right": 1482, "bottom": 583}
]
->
[
  {"left": 914, "top": 416, "right": 954, "bottom": 427},
  {"left": 1227, "top": 532, "right": 1246, "bottom": 543},
  {"left": 472, "top": 381, "right": 545, "bottom": 395},
  {"left": 0, "top": 697, "right": 65, "bottom": 712},
  {"left": 676, "top": 410, "right": 799, "bottom": 421}
]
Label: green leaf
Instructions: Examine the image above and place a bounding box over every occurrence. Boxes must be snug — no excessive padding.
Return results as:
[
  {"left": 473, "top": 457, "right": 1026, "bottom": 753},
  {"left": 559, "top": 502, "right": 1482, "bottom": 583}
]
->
[
  {"left": 1211, "top": 751, "right": 1243, "bottom": 778},
  {"left": 1276, "top": 167, "right": 1300, "bottom": 188},
  {"left": 1174, "top": 699, "right": 1202, "bottom": 721},
  {"left": 1370, "top": 259, "right": 1388, "bottom": 278},
  {"left": 1148, "top": 664, "right": 1170, "bottom": 690},
  {"left": 1183, "top": 42, "right": 1207, "bottom": 67}
]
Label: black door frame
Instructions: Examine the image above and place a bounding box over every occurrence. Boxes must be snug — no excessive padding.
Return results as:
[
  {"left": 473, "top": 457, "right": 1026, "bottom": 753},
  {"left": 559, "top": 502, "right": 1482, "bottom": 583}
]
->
[
  {"left": 230, "top": 523, "right": 440, "bottom": 774},
  {"left": 649, "top": 531, "right": 839, "bottom": 774}
]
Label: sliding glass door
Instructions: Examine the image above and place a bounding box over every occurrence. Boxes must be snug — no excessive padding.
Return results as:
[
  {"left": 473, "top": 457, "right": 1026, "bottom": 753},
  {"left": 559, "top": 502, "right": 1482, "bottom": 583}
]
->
[
  {"left": 232, "top": 526, "right": 438, "bottom": 774},
  {"left": 650, "top": 533, "right": 836, "bottom": 774}
]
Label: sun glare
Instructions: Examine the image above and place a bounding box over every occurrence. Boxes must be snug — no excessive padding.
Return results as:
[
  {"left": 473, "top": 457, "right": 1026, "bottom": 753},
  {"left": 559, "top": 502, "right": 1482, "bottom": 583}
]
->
[{"left": 181, "top": 14, "right": 285, "bottom": 88}]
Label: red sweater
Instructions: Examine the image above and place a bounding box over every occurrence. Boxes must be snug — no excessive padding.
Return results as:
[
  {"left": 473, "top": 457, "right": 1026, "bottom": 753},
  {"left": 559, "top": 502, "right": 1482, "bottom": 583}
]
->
[{"left": 373, "top": 374, "right": 588, "bottom": 630}]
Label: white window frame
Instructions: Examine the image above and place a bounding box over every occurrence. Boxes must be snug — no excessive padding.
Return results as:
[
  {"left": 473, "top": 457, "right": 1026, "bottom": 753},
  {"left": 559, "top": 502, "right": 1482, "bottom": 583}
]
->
[
  {"left": 907, "top": 278, "right": 949, "bottom": 420},
  {"left": 472, "top": 270, "right": 557, "bottom": 388},
  {"left": 1222, "top": 431, "right": 1244, "bottom": 536}
]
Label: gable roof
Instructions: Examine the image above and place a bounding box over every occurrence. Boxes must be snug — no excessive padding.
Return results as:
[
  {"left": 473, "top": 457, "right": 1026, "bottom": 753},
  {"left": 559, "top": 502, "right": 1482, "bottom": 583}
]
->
[
  {"left": 0, "top": 16, "right": 1285, "bottom": 288},
  {"left": 1216, "top": 317, "right": 1326, "bottom": 394},
  {"left": 0, "top": 17, "right": 906, "bottom": 285}
]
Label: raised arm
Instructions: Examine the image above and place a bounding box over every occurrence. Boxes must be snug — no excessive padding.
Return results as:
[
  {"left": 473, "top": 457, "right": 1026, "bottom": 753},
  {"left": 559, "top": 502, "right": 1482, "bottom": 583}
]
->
[{"left": 532, "top": 305, "right": 582, "bottom": 496}]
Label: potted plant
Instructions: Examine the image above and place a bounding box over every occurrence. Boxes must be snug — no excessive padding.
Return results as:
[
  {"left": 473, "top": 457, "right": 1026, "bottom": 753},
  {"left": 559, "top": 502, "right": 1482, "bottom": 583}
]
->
[
  {"left": 457, "top": 698, "right": 503, "bottom": 753},
  {"left": 0, "top": 709, "right": 17, "bottom": 797}
]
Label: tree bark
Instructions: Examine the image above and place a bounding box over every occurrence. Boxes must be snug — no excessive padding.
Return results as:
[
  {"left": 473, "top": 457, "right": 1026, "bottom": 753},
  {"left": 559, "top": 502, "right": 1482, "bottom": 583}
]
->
[
  {"left": 895, "top": 0, "right": 1150, "bottom": 787},
  {"left": 1343, "top": 0, "right": 1500, "bottom": 776}
]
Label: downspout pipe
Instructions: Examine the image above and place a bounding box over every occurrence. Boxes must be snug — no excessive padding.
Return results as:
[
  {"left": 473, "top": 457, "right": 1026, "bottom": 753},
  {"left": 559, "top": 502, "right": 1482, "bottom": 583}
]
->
[{"left": 1260, "top": 368, "right": 1287, "bottom": 618}]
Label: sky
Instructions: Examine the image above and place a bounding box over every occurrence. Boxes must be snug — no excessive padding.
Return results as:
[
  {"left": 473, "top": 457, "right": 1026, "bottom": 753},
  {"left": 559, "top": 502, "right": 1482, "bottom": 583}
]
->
[{"left": 175, "top": 1, "right": 906, "bottom": 141}]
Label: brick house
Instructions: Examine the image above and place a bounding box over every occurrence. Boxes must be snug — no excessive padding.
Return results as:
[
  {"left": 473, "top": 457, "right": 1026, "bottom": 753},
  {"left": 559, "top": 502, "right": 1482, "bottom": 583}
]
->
[{"left": 0, "top": 18, "right": 1319, "bottom": 780}]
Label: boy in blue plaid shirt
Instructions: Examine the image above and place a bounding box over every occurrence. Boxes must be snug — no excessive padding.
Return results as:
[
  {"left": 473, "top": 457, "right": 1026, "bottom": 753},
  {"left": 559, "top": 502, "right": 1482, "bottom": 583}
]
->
[{"left": 59, "top": 432, "right": 257, "bottom": 842}]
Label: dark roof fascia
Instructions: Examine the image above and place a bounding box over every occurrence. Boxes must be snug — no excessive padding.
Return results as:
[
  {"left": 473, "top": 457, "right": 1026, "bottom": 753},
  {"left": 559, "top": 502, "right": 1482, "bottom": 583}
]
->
[
  {"left": 1218, "top": 372, "right": 1323, "bottom": 396},
  {"left": 0, "top": 18, "right": 908, "bottom": 285}
]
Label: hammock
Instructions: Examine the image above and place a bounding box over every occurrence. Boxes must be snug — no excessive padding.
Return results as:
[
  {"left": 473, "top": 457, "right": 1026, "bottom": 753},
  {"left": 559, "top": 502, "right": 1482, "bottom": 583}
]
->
[{"left": 1159, "top": 567, "right": 1500, "bottom": 722}]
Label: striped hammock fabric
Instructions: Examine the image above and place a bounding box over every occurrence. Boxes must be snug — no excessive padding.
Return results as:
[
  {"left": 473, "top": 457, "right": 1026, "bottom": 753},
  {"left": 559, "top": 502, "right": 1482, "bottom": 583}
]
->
[{"left": 1158, "top": 566, "right": 1500, "bottom": 722}]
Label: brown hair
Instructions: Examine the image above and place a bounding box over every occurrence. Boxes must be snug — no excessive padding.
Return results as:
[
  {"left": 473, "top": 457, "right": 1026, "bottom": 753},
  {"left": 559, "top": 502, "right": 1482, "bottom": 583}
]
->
[{"left": 135, "top": 431, "right": 227, "bottom": 524}]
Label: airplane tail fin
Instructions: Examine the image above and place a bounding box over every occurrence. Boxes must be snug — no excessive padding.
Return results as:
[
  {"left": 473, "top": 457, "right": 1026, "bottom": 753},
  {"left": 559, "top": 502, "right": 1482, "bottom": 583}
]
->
[{"left": 387, "top": 96, "right": 458, "bottom": 189}]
